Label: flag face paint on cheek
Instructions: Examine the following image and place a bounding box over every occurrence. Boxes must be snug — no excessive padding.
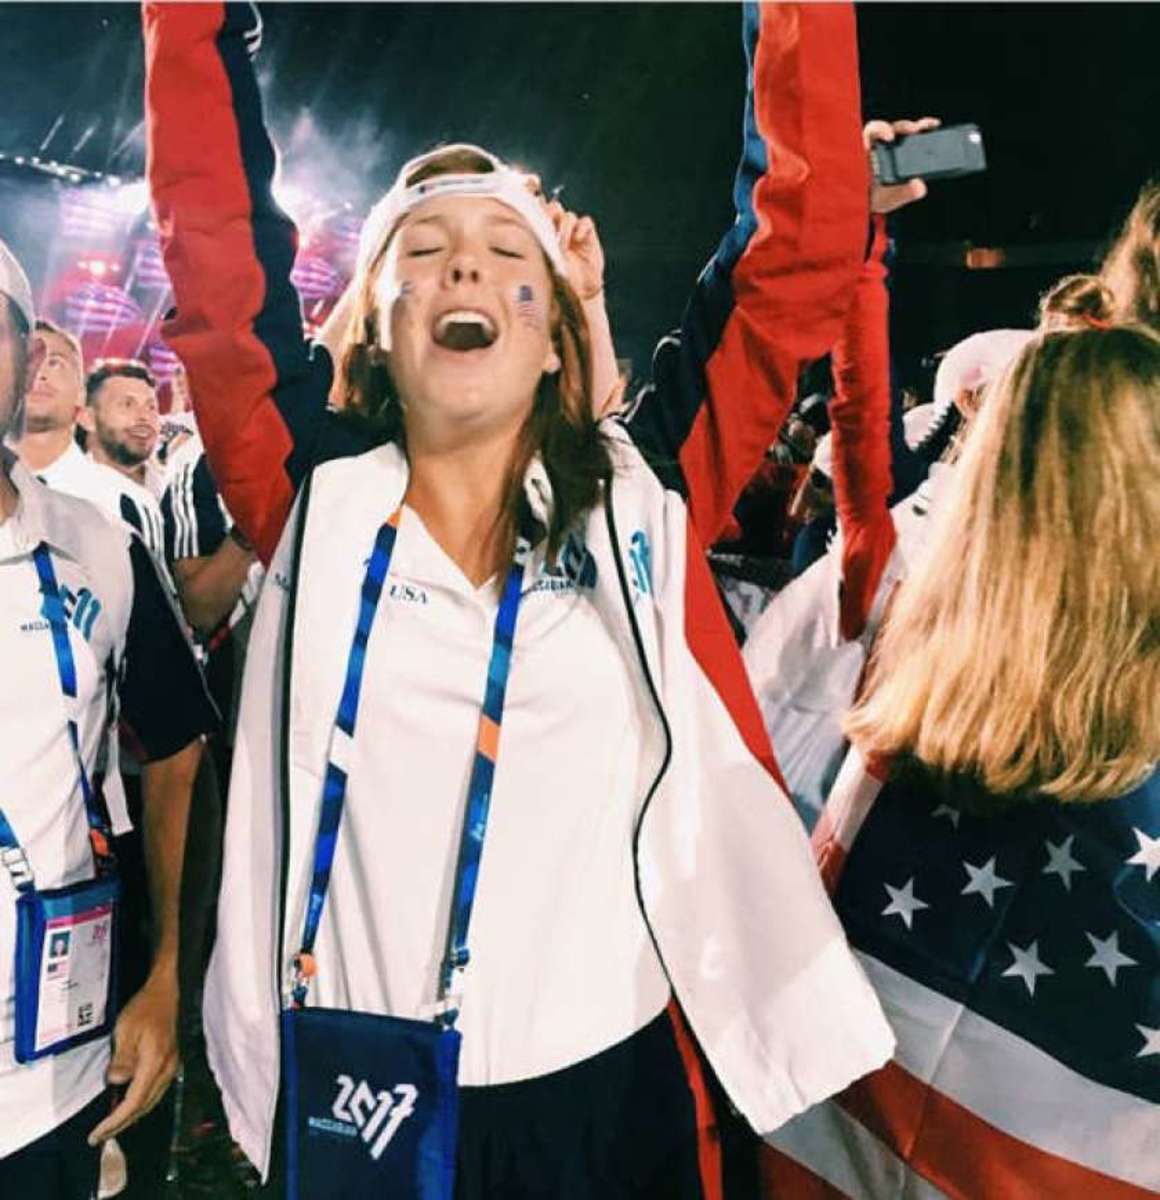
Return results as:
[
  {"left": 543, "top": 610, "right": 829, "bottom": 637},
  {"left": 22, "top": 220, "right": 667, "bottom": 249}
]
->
[
  {"left": 515, "top": 284, "right": 546, "bottom": 333},
  {"left": 372, "top": 277, "right": 416, "bottom": 351}
]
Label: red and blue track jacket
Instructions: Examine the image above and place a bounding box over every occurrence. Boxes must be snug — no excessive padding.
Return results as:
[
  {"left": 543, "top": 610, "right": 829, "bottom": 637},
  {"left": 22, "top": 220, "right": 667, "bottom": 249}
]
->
[{"left": 145, "top": 1, "right": 894, "bottom": 1182}]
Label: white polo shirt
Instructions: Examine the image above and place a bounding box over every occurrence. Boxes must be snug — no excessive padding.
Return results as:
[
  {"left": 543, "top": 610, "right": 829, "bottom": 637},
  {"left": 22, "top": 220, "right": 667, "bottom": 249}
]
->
[
  {"left": 38, "top": 442, "right": 167, "bottom": 572},
  {"left": 307, "top": 507, "right": 670, "bottom": 1085},
  {"left": 0, "top": 459, "right": 214, "bottom": 1156}
]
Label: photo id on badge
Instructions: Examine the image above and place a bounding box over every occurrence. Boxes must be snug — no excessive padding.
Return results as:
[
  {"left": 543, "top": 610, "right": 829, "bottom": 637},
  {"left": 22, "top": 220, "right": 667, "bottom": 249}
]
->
[{"left": 13, "top": 876, "right": 119, "bottom": 1063}]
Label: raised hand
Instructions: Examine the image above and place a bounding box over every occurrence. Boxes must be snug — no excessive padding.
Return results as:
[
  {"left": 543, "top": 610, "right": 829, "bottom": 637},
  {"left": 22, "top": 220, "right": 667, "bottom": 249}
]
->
[{"left": 865, "top": 117, "right": 941, "bottom": 214}]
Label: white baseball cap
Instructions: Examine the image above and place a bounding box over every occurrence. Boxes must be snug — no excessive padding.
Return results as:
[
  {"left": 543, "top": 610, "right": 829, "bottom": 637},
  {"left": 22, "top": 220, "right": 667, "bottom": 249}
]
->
[
  {"left": 932, "top": 328, "right": 1035, "bottom": 420},
  {"left": 316, "top": 143, "right": 566, "bottom": 359},
  {"left": 358, "top": 143, "right": 567, "bottom": 279},
  {"left": 0, "top": 237, "right": 35, "bottom": 332}
]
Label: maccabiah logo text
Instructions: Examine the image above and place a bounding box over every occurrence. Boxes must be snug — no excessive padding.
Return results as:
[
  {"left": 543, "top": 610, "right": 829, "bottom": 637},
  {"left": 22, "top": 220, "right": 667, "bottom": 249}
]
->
[{"left": 306, "top": 1073, "right": 419, "bottom": 1161}]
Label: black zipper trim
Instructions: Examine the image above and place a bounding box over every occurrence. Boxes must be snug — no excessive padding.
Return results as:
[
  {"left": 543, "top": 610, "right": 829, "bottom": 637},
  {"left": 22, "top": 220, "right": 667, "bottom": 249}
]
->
[
  {"left": 602, "top": 481, "right": 676, "bottom": 992},
  {"left": 276, "top": 470, "right": 314, "bottom": 1004}
]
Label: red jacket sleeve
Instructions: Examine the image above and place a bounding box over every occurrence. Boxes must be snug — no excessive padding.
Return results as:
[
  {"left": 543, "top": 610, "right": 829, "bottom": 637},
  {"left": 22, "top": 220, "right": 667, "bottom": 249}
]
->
[
  {"left": 144, "top": 1, "right": 331, "bottom": 564},
  {"left": 627, "top": 2, "right": 868, "bottom": 547},
  {"left": 830, "top": 216, "right": 897, "bottom": 640}
]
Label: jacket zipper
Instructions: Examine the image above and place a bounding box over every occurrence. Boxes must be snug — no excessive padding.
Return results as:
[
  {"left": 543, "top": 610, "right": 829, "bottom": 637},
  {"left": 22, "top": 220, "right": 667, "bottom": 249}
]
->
[
  {"left": 602, "top": 481, "right": 677, "bottom": 993},
  {"left": 271, "top": 469, "right": 315, "bottom": 1149}
]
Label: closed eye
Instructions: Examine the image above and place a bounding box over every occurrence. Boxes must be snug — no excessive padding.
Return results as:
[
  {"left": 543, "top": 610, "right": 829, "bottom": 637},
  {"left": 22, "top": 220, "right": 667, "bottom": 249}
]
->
[
  {"left": 407, "top": 247, "right": 443, "bottom": 258},
  {"left": 491, "top": 246, "right": 526, "bottom": 259}
]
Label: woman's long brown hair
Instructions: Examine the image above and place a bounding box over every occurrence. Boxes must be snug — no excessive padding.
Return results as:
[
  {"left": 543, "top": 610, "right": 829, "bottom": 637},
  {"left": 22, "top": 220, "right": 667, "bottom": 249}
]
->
[{"left": 333, "top": 147, "right": 611, "bottom": 571}]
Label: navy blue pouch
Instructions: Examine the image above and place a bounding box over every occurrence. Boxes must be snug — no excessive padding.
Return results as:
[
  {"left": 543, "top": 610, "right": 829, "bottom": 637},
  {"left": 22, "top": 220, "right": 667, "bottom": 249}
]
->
[
  {"left": 14, "top": 875, "right": 119, "bottom": 1063},
  {"left": 281, "top": 1007, "right": 460, "bottom": 1200}
]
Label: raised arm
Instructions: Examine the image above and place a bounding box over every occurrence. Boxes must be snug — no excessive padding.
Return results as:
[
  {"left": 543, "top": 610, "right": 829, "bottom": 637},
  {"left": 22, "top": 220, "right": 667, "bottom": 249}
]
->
[
  {"left": 626, "top": 2, "right": 867, "bottom": 547},
  {"left": 830, "top": 118, "right": 937, "bottom": 639},
  {"left": 828, "top": 216, "right": 896, "bottom": 640},
  {"left": 143, "top": 1, "right": 332, "bottom": 563}
]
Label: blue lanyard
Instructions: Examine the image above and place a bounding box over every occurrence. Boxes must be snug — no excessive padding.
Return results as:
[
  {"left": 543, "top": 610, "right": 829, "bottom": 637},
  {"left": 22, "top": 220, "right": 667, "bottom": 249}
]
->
[
  {"left": 292, "top": 509, "right": 531, "bottom": 1030},
  {"left": 0, "top": 544, "right": 115, "bottom": 892}
]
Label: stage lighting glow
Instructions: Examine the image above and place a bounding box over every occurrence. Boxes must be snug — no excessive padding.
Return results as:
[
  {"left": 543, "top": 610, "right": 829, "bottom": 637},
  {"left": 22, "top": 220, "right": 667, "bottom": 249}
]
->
[
  {"left": 77, "top": 258, "right": 121, "bottom": 279},
  {"left": 271, "top": 178, "right": 316, "bottom": 226},
  {"left": 109, "top": 179, "right": 150, "bottom": 216}
]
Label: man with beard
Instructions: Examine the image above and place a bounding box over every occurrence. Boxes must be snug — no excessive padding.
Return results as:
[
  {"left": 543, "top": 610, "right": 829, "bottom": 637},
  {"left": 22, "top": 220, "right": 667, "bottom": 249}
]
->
[
  {"left": 0, "top": 237, "right": 215, "bottom": 1198},
  {"left": 81, "top": 360, "right": 167, "bottom": 498}
]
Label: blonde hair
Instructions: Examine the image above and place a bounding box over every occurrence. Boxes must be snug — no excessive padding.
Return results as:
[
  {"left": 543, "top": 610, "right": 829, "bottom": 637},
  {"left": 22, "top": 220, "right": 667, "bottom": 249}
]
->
[
  {"left": 846, "top": 326, "right": 1160, "bottom": 803},
  {"left": 333, "top": 146, "right": 610, "bottom": 568},
  {"left": 1037, "top": 274, "right": 1115, "bottom": 332},
  {"left": 1101, "top": 181, "right": 1160, "bottom": 331}
]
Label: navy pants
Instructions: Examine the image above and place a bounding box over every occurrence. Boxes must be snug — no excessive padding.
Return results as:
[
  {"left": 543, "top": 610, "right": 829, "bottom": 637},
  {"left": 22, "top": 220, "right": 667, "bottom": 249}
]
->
[
  {"left": 0, "top": 1091, "right": 105, "bottom": 1200},
  {"left": 264, "top": 1003, "right": 760, "bottom": 1198}
]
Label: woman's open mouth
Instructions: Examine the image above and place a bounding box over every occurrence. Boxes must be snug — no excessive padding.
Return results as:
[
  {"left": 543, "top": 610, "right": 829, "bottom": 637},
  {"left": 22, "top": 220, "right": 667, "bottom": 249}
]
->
[{"left": 432, "top": 309, "right": 499, "bottom": 352}]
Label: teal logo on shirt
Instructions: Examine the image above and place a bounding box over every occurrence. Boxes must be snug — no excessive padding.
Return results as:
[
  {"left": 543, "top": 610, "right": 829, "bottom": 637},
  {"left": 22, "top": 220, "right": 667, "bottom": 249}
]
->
[
  {"left": 628, "top": 531, "right": 652, "bottom": 598},
  {"left": 559, "top": 532, "right": 597, "bottom": 589},
  {"left": 33, "top": 584, "right": 102, "bottom": 641}
]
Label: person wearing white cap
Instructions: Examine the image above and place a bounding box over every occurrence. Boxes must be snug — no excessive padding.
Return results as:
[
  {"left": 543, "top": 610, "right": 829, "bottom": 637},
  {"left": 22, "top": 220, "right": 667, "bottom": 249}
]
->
[
  {"left": 144, "top": 3, "right": 896, "bottom": 1195},
  {"left": 0, "top": 237, "right": 217, "bottom": 1197}
]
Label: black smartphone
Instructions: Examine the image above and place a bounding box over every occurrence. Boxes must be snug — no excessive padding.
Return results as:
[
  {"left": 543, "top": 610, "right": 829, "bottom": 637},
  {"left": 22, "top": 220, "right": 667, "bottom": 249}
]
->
[{"left": 871, "top": 124, "right": 986, "bottom": 185}]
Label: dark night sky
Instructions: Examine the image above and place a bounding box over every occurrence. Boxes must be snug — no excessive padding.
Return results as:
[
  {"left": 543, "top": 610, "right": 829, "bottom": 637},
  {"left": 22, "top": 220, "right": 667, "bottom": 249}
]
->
[{"left": 2, "top": 3, "right": 1158, "bottom": 375}]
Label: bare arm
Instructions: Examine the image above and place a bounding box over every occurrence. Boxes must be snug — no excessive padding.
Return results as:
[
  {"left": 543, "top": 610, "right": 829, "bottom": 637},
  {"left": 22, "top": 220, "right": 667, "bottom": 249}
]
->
[
  {"left": 172, "top": 534, "right": 256, "bottom": 638},
  {"left": 89, "top": 738, "right": 203, "bottom": 1144}
]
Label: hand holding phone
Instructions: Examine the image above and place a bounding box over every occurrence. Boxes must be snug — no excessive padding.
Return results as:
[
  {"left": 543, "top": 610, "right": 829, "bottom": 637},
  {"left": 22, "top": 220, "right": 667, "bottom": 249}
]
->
[{"left": 871, "top": 123, "right": 986, "bottom": 186}]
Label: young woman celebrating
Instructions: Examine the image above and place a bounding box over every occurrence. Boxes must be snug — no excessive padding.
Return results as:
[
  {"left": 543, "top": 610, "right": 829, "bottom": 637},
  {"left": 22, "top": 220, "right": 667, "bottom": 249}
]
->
[
  {"left": 767, "top": 322, "right": 1159, "bottom": 1195},
  {"left": 144, "top": 3, "right": 892, "bottom": 1195}
]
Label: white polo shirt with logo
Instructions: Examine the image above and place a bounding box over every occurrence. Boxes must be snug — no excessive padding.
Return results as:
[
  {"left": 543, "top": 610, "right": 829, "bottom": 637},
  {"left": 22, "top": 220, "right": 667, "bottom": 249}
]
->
[
  {"left": 302, "top": 506, "right": 672, "bottom": 1085},
  {"left": 0, "top": 457, "right": 214, "bottom": 1157},
  {"left": 38, "top": 441, "right": 167, "bottom": 573}
]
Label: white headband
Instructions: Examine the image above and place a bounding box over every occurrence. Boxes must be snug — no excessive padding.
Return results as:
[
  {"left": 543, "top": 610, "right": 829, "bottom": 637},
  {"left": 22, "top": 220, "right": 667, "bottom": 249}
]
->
[{"left": 357, "top": 143, "right": 568, "bottom": 279}]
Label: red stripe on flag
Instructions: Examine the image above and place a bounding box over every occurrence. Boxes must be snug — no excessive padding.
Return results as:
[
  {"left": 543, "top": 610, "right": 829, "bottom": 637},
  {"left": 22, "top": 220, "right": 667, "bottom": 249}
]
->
[
  {"left": 666, "top": 998, "right": 724, "bottom": 1200},
  {"left": 838, "top": 1061, "right": 1153, "bottom": 1199},
  {"left": 684, "top": 519, "right": 789, "bottom": 794},
  {"left": 813, "top": 836, "right": 847, "bottom": 894},
  {"left": 759, "top": 1142, "right": 850, "bottom": 1199}
]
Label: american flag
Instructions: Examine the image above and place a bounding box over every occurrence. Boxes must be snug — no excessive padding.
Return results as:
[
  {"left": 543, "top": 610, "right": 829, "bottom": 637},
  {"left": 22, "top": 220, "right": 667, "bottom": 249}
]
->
[
  {"left": 516, "top": 284, "right": 540, "bottom": 328},
  {"left": 764, "top": 752, "right": 1159, "bottom": 1197},
  {"left": 62, "top": 281, "right": 143, "bottom": 335}
]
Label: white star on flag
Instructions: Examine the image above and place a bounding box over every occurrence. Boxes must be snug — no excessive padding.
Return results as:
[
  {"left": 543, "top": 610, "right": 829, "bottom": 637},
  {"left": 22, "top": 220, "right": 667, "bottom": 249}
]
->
[
  {"left": 882, "top": 878, "right": 929, "bottom": 930},
  {"left": 931, "top": 804, "right": 961, "bottom": 829},
  {"left": 1136, "top": 1025, "right": 1160, "bottom": 1058},
  {"left": 1084, "top": 931, "right": 1137, "bottom": 986},
  {"left": 961, "top": 856, "right": 1014, "bottom": 908},
  {"left": 1042, "top": 835, "right": 1085, "bottom": 891},
  {"left": 1002, "top": 940, "right": 1054, "bottom": 996},
  {"left": 1125, "top": 827, "right": 1160, "bottom": 882}
]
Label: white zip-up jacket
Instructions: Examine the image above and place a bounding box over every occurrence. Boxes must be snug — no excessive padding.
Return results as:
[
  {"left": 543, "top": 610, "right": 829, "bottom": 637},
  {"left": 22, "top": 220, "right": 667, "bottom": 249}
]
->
[
  {"left": 206, "top": 428, "right": 893, "bottom": 1173},
  {"left": 144, "top": 0, "right": 895, "bottom": 1175}
]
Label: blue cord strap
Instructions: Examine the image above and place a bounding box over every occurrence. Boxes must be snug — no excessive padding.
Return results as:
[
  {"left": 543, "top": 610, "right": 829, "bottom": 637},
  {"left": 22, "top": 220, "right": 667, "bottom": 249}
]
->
[
  {"left": 437, "top": 540, "right": 530, "bottom": 1024},
  {"left": 292, "top": 511, "right": 531, "bottom": 1025},
  {"left": 1, "top": 544, "right": 116, "bottom": 892}
]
